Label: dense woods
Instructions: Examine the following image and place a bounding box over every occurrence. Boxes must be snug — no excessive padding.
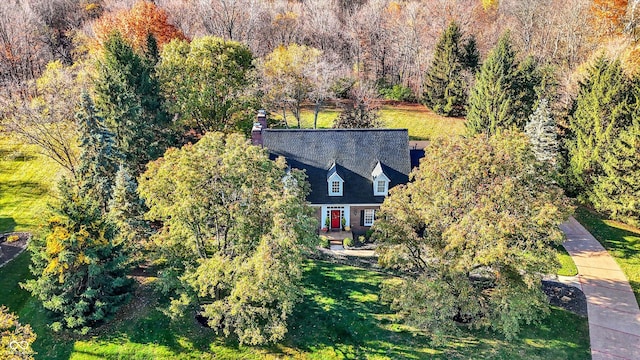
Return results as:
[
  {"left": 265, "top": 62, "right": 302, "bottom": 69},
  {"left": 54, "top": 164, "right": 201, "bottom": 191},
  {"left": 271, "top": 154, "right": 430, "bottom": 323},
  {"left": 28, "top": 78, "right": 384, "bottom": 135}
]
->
[{"left": 1, "top": 0, "right": 639, "bottom": 348}]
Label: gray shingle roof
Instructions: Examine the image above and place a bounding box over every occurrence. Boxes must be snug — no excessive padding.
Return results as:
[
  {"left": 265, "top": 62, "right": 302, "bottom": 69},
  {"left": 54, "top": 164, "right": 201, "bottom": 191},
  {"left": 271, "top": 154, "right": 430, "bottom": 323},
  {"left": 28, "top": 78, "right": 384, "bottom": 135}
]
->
[{"left": 262, "top": 129, "right": 410, "bottom": 204}]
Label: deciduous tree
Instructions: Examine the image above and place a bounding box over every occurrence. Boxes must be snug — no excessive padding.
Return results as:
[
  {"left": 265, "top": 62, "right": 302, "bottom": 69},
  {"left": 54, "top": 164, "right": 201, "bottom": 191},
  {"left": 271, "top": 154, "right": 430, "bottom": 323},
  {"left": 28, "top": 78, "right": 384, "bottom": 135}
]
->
[
  {"left": 1, "top": 61, "right": 82, "bottom": 177},
  {"left": 93, "top": 0, "right": 187, "bottom": 53},
  {"left": 157, "top": 36, "right": 257, "bottom": 136},
  {"left": 333, "top": 82, "right": 381, "bottom": 128},
  {"left": 374, "top": 132, "right": 572, "bottom": 341},
  {"left": 261, "top": 44, "right": 321, "bottom": 128},
  {"left": 138, "top": 132, "right": 318, "bottom": 345}
]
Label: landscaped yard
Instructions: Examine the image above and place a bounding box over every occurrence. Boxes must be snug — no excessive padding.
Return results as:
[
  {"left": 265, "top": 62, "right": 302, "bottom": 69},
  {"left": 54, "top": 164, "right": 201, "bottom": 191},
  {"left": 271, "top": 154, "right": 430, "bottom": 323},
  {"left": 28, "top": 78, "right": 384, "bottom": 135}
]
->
[
  {"left": 0, "top": 135, "right": 61, "bottom": 233},
  {"left": 276, "top": 102, "right": 466, "bottom": 140},
  {"left": 0, "top": 117, "right": 587, "bottom": 360},
  {"left": 574, "top": 207, "right": 640, "bottom": 303},
  {"left": 1, "top": 256, "right": 590, "bottom": 360}
]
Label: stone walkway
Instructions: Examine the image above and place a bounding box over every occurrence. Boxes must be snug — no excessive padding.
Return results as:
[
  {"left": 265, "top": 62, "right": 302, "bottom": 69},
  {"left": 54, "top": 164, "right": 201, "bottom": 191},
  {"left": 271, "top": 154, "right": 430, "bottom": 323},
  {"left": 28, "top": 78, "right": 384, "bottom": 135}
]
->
[{"left": 561, "top": 217, "right": 640, "bottom": 360}]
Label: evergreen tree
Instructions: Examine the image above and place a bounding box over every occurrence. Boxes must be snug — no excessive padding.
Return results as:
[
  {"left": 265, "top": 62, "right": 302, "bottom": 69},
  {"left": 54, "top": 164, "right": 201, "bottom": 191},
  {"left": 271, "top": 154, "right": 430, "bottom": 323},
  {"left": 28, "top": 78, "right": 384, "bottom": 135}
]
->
[
  {"left": 94, "top": 31, "right": 172, "bottom": 175},
  {"left": 525, "top": 99, "right": 558, "bottom": 164},
  {"left": 423, "top": 21, "right": 467, "bottom": 117},
  {"left": 333, "top": 98, "right": 381, "bottom": 128},
  {"left": 465, "top": 32, "right": 518, "bottom": 136},
  {"left": 462, "top": 35, "right": 480, "bottom": 72},
  {"left": 567, "top": 56, "right": 633, "bottom": 196},
  {"left": 591, "top": 118, "right": 640, "bottom": 226},
  {"left": 76, "top": 92, "right": 119, "bottom": 214},
  {"left": 24, "top": 179, "right": 133, "bottom": 334},
  {"left": 109, "top": 165, "right": 150, "bottom": 263},
  {"left": 334, "top": 83, "right": 381, "bottom": 128},
  {"left": 465, "top": 32, "right": 547, "bottom": 136}
]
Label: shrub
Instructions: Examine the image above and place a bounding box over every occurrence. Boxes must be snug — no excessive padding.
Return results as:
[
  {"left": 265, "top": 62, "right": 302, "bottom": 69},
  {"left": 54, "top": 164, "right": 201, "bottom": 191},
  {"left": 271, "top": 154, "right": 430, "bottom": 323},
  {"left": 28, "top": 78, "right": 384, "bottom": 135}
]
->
[
  {"left": 6, "top": 235, "right": 19, "bottom": 243},
  {"left": 379, "top": 84, "right": 415, "bottom": 102},
  {"left": 343, "top": 237, "right": 354, "bottom": 247},
  {"left": 358, "top": 235, "right": 366, "bottom": 244},
  {"left": 365, "top": 229, "right": 374, "bottom": 241},
  {"left": 319, "top": 236, "right": 330, "bottom": 249}
]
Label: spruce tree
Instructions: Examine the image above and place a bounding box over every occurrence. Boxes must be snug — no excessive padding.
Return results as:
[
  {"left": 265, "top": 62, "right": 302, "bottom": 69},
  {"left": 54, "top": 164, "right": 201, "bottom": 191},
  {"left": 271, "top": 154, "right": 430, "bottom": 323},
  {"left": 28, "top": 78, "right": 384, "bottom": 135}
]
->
[
  {"left": 462, "top": 35, "right": 480, "bottom": 72},
  {"left": 109, "top": 165, "right": 150, "bottom": 263},
  {"left": 465, "top": 32, "right": 518, "bottom": 136},
  {"left": 423, "top": 21, "right": 467, "bottom": 117},
  {"left": 591, "top": 118, "right": 640, "bottom": 226},
  {"left": 24, "top": 179, "right": 133, "bottom": 334},
  {"left": 567, "top": 56, "right": 632, "bottom": 196},
  {"left": 525, "top": 99, "right": 558, "bottom": 164},
  {"left": 76, "top": 92, "right": 119, "bottom": 214},
  {"left": 94, "top": 31, "right": 172, "bottom": 175}
]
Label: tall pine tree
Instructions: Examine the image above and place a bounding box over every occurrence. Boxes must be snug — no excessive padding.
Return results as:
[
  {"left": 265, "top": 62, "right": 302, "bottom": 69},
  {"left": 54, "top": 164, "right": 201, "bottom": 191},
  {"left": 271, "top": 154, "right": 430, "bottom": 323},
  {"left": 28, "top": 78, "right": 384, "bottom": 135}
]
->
[
  {"left": 567, "top": 56, "right": 633, "bottom": 197},
  {"left": 465, "top": 32, "right": 518, "bottom": 136},
  {"left": 423, "top": 21, "right": 467, "bottom": 117},
  {"left": 76, "top": 92, "right": 119, "bottom": 214},
  {"left": 94, "top": 31, "right": 172, "bottom": 175},
  {"left": 466, "top": 32, "right": 547, "bottom": 136},
  {"left": 591, "top": 118, "right": 640, "bottom": 226}
]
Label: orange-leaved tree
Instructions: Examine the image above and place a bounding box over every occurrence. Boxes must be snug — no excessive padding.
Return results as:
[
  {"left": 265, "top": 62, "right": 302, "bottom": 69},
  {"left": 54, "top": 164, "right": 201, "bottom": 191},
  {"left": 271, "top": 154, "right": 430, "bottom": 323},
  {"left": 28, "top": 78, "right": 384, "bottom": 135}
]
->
[
  {"left": 93, "top": 0, "right": 187, "bottom": 53},
  {"left": 590, "top": 0, "right": 629, "bottom": 37}
]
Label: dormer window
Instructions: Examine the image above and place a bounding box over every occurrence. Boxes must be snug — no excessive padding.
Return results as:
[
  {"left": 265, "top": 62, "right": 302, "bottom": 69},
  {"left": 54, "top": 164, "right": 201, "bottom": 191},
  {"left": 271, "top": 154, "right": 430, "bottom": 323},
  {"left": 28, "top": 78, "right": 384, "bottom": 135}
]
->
[
  {"left": 331, "top": 180, "right": 341, "bottom": 194},
  {"left": 376, "top": 179, "right": 387, "bottom": 194},
  {"left": 372, "top": 161, "right": 390, "bottom": 196},
  {"left": 327, "top": 162, "right": 344, "bottom": 196}
]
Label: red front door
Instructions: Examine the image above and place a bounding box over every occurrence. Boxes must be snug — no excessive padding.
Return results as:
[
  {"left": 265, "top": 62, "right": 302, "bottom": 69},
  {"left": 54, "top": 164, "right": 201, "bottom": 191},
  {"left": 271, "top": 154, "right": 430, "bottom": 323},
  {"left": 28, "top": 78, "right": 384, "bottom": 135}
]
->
[{"left": 331, "top": 210, "right": 341, "bottom": 229}]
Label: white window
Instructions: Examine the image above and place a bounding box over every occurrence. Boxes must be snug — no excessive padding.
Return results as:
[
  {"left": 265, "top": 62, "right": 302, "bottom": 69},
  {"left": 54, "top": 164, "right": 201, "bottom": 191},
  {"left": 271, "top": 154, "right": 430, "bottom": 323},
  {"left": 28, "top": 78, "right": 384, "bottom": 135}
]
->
[
  {"left": 363, "top": 209, "right": 375, "bottom": 226},
  {"left": 331, "top": 181, "right": 341, "bottom": 194},
  {"left": 376, "top": 180, "right": 386, "bottom": 194}
]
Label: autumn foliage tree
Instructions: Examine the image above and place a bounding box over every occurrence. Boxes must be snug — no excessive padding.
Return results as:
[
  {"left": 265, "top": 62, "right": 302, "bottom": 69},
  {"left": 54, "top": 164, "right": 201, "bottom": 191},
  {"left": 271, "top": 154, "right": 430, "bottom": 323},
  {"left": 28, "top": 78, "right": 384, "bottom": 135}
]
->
[
  {"left": 92, "top": 0, "right": 187, "bottom": 53},
  {"left": 374, "top": 132, "right": 572, "bottom": 341},
  {"left": 138, "top": 132, "right": 318, "bottom": 345},
  {"left": 590, "top": 0, "right": 629, "bottom": 37}
]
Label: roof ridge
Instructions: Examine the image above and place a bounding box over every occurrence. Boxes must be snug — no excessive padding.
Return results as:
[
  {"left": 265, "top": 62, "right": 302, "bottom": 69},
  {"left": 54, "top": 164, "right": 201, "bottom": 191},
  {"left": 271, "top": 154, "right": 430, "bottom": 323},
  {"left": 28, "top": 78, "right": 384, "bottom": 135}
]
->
[{"left": 263, "top": 128, "right": 408, "bottom": 132}]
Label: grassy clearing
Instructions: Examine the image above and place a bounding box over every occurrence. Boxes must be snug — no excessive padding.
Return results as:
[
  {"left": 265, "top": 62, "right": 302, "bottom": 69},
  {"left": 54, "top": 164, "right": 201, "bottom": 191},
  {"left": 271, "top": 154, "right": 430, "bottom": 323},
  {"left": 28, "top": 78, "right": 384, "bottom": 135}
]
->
[
  {"left": 0, "top": 135, "right": 62, "bottom": 233},
  {"left": 1, "top": 258, "right": 590, "bottom": 360},
  {"left": 574, "top": 207, "right": 640, "bottom": 303},
  {"left": 275, "top": 103, "right": 466, "bottom": 140}
]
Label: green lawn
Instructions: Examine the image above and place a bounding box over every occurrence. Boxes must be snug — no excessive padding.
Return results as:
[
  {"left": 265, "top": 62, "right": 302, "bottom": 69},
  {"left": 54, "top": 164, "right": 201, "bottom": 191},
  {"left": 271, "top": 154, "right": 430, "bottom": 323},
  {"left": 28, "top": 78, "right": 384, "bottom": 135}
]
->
[
  {"left": 574, "top": 207, "right": 640, "bottom": 304},
  {"left": 276, "top": 103, "right": 466, "bottom": 140},
  {"left": 557, "top": 245, "right": 578, "bottom": 277},
  {"left": 1, "top": 257, "right": 590, "bottom": 360},
  {"left": 0, "top": 135, "right": 61, "bottom": 232}
]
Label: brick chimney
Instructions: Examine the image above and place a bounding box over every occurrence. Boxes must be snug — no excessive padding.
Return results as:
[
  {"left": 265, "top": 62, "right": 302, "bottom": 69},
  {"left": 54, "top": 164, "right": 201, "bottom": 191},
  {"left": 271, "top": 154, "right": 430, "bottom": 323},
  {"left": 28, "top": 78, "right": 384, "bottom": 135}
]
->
[
  {"left": 251, "top": 110, "right": 267, "bottom": 146},
  {"left": 257, "top": 109, "right": 267, "bottom": 129}
]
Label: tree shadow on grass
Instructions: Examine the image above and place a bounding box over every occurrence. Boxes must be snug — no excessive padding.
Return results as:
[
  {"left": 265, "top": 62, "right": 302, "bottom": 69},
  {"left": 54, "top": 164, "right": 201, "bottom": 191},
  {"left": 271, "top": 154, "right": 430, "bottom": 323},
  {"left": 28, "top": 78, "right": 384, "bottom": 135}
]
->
[
  {"left": 0, "top": 181, "right": 49, "bottom": 202},
  {"left": 0, "top": 217, "right": 16, "bottom": 233},
  {"left": 281, "top": 260, "right": 590, "bottom": 360},
  {"left": 575, "top": 207, "right": 640, "bottom": 260}
]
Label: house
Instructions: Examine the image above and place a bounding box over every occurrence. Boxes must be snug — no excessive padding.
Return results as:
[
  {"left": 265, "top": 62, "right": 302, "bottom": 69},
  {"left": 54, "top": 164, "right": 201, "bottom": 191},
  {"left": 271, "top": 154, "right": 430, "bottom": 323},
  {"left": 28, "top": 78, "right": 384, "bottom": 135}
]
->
[{"left": 251, "top": 111, "right": 411, "bottom": 235}]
